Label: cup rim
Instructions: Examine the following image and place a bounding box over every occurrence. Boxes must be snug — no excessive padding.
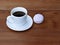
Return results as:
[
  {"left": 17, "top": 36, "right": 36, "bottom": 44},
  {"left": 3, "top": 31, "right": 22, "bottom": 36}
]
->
[
  {"left": 10, "top": 7, "right": 27, "bottom": 18},
  {"left": 11, "top": 7, "right": 27, "bottom": 15}
]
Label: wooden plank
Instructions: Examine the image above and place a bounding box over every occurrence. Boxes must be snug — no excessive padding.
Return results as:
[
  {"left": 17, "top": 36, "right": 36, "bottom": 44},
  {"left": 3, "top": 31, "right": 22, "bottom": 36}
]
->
[{"left": 0, "top": 0, "right": 60, "bottom": 10}]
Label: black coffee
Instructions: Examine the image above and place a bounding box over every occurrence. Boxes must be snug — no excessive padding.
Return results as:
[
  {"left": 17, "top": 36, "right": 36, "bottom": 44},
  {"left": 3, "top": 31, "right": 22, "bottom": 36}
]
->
[{"left": 13, "top": 11, "right": 25, "bottom": 17}]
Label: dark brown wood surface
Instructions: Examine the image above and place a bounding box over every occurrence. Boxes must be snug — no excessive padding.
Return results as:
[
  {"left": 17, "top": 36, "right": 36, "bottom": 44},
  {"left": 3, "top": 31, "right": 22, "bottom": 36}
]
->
[
  {"left": 0, "top": 0, "right": 60, "bottom": 45},
  {"left": 0, "top": 0, "right": 60, "bottom": 10}
]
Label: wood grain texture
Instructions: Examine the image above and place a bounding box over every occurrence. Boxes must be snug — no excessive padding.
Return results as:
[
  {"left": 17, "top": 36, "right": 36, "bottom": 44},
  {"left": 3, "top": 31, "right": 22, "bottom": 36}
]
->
[
  {"left": 0, "top": 10, "right": 60, "bottom": 45},
  {"left": 0, "top": 0, "right": 60, "bottom": 10},
  {"left": 0, "top": 0, "right": 60, "bottom": 45}
]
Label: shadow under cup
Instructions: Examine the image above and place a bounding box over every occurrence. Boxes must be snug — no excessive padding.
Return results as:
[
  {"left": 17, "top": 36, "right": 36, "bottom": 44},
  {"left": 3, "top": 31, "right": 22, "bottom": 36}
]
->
[{"left": 13, "top": 11, "right": 25, "bottom": 17}]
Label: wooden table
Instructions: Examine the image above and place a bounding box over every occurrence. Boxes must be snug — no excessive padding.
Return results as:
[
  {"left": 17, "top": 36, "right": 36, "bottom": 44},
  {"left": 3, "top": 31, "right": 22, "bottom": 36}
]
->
[{"left": 0, "top": 0, "right": 60, "bottom": 45}]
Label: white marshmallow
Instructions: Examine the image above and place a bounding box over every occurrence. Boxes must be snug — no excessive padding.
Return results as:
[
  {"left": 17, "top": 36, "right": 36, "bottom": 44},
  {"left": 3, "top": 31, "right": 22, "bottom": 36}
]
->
[{"left": 33, "top": 14, "right": 44, "bottom": 24}]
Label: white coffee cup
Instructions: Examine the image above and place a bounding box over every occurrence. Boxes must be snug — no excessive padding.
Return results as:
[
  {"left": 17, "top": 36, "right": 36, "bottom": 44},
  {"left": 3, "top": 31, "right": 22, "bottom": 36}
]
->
[{"left": 10, "top": 7, "right": 28, "bottom": 26}]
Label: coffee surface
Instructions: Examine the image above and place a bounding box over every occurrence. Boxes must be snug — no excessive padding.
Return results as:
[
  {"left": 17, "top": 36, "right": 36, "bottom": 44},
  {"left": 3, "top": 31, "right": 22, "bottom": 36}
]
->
[{"left": 13, "top": 11, "right": 25, "bottom": 17}]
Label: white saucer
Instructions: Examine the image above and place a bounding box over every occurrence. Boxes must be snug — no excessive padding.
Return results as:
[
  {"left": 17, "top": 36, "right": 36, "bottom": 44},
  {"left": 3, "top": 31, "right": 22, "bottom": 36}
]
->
[{"left": 6, "top": 15, "right": 33, "bottom": 31}]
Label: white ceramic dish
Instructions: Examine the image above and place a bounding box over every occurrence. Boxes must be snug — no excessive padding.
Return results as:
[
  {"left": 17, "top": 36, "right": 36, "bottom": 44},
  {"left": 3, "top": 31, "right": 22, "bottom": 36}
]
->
[{"left": 6, "top": 15, "right": 33, "bottom": 31}]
